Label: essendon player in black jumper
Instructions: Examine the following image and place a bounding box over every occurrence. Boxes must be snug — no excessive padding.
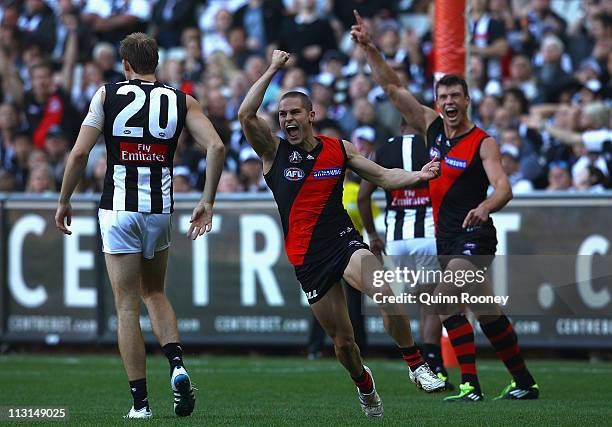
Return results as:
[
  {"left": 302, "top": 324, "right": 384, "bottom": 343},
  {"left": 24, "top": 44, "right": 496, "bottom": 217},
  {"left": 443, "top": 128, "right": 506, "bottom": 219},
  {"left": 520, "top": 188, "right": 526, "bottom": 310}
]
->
[
  {"left": 239, "top": 50, "right": 444, "bottom": 418},
  {"left": 352, "top": 11, "right": 539, "bottom": 402},
  {"left": 55, "top": 33, "right": 225, "bottom": 418}
]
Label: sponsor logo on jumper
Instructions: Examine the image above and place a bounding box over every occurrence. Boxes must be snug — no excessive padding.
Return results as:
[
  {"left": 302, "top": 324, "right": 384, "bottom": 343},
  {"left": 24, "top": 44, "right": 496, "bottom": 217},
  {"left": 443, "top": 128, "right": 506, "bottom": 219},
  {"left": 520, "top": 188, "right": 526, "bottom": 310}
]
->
[
  {"left": 306, "top": 154, "right": 315, "bottom": 160},
  {"left": 464, "top": 242, "right": 477, "bottom": 249},
  {"left": 445, "top": 157, "right": 467, "bottom": 170},
  {"left": 348, "top": 240, "right": 363, "bottom": 247},
  {"left": 339, "top": 226, "right": 353, "bottom": 237},
  {"left": 312, "top": 167, "right": 342, "bottom": 179},
  {"left": 391, "top": 188, "right": 431, "bottom": 207},
  {"left": 284, "top": 167, "right": 305, "bottom": 181},
  {"left": 120, "top": 142, "right": 168, "bottom": 163},
  {"left": 305, "top": 289, "right": 318, "bottom": 300},
  {"left": 289, "top": 151, "right": 303, "bottom": 163}
]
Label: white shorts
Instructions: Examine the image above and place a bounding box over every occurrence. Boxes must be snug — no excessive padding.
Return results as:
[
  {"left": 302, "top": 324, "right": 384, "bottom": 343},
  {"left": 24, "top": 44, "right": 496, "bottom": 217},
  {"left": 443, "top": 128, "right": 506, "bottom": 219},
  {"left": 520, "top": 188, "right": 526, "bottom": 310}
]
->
[
  {"left": 98, "top": 209, "right": 172, "bottom": 259},
  {"left": 385, "top": 238, "right": 440, "bottom": 284}
]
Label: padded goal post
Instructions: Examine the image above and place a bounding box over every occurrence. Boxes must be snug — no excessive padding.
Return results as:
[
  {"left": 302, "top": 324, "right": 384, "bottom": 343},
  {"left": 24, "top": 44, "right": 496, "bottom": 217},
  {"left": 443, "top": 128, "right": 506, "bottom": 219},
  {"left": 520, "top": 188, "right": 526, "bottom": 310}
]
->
[{"left": 433, "top": 0, "right": 467, "bottom": 83}]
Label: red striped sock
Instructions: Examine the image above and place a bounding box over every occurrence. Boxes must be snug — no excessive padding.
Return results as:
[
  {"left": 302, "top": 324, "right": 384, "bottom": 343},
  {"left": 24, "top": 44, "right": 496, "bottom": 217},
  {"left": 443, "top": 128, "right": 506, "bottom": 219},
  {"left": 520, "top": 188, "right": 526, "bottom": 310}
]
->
[
  {"left": 443, "top": 315, "right": 480, "bottom": 390},
  {"left": 400, "top": 345, "right": 425, "bottom": 372},
  {"left": 480, "top": 315, "right": 535, "bottom": 388},
  {"left": 352, "top": 367, "right": 374, "bottom": 394}
]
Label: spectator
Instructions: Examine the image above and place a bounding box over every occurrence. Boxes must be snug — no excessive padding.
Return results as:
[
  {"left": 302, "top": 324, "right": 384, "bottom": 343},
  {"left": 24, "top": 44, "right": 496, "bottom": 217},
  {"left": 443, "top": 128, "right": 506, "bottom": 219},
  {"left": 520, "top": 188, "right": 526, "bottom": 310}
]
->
[
  {"left": 500, "top": 127, "right": 543, "bottom": 181},
  {"left": 0, "top": 102, "right": 20, "bottom": 169},
  {"left": 0, "top": 168, "right": 16, "bottom": 191},
  {"left": 238, "top": 145, "right": 268, "bottom": 192},
  {"left": 81, "top": 0, "right": 152, "bottom": 47},
  {"left": 92, "top": 42, "right": 124, "bottom": 84},
  {"left": 575, "top": 165, "right": 608, "bottom": 192},
  {"left": 6, "top": 132, "right": 32, "bottom": 191},
  {"left": 231, "top": 0, "right": 285, "bottom": 56},
  {"left": 203, "top": 8, "right": 233, "bottom": 59},
  {"left": 519, "top": 0, "right": 567, "bottom": 56},
  {"left": 217, "top": 170, "right": 241, "bottom": 193},
  {"left": 278, "top": 0, "right": 338, "bottom": 76},
  {"left": 468, "top": 55, "right": 502, "bottom": 107},
  {"left": 43, "top": 125, "right": 69, "bottom": 186},
  {"left": 332, "top": 0, "right": 397, "bottom": 31},
  {"left": 153, "top": 0, "right": 198, "bottom": 49},
  {"left": 533, "top": 35, "right": 574, "bottom": 102},
  {"left": 228, "top": 27, "right": 256, "bottom": 70},
  {"left": 22, "top": 60, "right": 79, "bottom": 148},
  {"left": 90, "top": 151, "right": 106, "bottom": 193},
  {"left": 546, "top": 160, "right": 574, "bottom": 191},
  {"left": 469, "top": 0, "right": 509, "bottom": 80},
  {"left": 182, "top": 34, "right": 206, "bottom": 82},
  {"left": 474, "top": 94, "right": 501, "bottom": 133},
  {"left": 18, "top": 0, "right": 57, "bottom": 54},
  {"left": 499, "top": 144, "right": 534, "bottom": 193},
  {"left": 506, "top": 54, "right": 541, "bottom": 102},
  {"left": 173, "top": 166, "right": 195, "bottom": 193},
  {"left": 226, "top": 71, "right": 251, "bottom": 121},
  {"left": 25, "top": 164, "right": 55, "bottom": 193}
]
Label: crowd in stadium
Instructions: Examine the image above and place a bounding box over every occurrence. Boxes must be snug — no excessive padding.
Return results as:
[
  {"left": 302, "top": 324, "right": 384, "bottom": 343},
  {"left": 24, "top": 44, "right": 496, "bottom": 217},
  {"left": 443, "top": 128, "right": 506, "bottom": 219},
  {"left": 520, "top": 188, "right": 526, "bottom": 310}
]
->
[{"left": 0, "top": 0, "right": 610, "bottom": 195}]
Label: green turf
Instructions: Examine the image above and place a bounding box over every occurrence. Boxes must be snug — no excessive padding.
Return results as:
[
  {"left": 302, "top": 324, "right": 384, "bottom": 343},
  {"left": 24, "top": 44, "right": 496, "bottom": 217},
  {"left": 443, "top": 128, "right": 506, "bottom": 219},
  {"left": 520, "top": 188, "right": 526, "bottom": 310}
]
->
[{"left": 1, "top": 354, "right": 611, "bottom": 426}]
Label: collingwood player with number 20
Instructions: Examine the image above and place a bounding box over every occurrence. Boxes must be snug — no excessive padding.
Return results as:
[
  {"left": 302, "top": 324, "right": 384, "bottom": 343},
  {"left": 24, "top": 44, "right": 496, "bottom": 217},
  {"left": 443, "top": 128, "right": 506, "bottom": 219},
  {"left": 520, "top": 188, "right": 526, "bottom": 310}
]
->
[
  {"left": 239, "top": 49, "right": 444, "bottom": 419},
  {"left": 55, "top": 33, "right": 225, "bottom": 419}
]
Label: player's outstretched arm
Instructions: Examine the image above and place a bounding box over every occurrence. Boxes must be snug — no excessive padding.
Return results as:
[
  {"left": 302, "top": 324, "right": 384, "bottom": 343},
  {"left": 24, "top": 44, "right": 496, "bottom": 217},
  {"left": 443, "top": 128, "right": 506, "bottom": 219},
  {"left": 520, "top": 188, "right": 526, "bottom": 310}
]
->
[
  {"left": 357, "top": 171, "right": 385, "bottom": 259},
  {"left": 185, "top": 95, "right": 226, "bottom": 240},
  {"left": 345, "top": 140, "right": 439, "bottom": 190},
  {"left": 238, "top": 50, "right": 289, "bottom": 169},
  {"left": 350, "top": 10, "right": 438, "bottom": 135},
  {"left": 463, "top": 137, "right": 512, "bottom": 229},
  {"left": 55, "top": 125, "right": 101, "bottom": 235}
]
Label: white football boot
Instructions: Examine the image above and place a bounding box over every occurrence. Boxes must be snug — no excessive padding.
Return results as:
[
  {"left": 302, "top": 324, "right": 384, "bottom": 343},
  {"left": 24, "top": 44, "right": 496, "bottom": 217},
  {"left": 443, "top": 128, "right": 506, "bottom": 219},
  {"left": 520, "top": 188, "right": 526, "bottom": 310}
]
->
[
  {"left": 123, "top": 406, "right": 152, "bottom": 419},
  {"left": 357, "top": 366, "right": 384, "bottom": 418},
  {"left": 171, "top": 366, "right": 195, "bottom": 417},
  {"left": 409, "top": 362, "right": 447, "bottom": 392}
]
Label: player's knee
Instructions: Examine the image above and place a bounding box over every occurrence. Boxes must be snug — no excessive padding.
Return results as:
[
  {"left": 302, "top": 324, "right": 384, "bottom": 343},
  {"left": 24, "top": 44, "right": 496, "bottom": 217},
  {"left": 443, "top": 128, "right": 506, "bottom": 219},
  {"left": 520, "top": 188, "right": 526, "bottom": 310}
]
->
[
  {"left": 332, "top": 335, "right": 356, "bottom": 355},
  {"left": 141, "top": 288, "right": 164, "bottom": 302}
]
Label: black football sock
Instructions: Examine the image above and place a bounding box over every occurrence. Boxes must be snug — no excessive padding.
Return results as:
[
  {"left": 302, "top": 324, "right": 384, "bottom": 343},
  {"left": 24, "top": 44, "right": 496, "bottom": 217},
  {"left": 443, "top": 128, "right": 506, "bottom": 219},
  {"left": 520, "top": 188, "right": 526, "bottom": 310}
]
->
[
  {"left": 163, "top": 342, "right": 184, "bottom": 372},
  {"left": 129, "top": 378, "right": 149, "bottom": 410}
]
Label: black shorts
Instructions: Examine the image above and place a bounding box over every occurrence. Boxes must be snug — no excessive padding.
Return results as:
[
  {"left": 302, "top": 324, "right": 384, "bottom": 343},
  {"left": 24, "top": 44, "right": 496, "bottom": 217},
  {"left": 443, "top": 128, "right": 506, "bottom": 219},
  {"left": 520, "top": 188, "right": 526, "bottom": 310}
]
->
[
  {"left": 437, "top": 228, "right": 497, "bottom": 270},
  {"left": 295, "top": 230, "right": 368, "bottom": 304}
]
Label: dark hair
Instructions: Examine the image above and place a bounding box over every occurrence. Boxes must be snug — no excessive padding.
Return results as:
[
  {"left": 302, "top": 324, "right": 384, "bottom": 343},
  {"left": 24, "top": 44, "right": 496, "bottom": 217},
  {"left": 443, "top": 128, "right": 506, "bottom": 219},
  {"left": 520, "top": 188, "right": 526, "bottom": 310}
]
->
[
  {"left": 29, "top": 61, "right": 53, "bottom": 75},
  {"left": 435, "top": 74, "right": 469, "bottom": 97},
  {"left": 279, "top": 91, "right": 313, "bottom": 111},
  {"left": 502, "top": 87, "right": 529, "bottom": 115},
  {"left": 119, "top": 33, "right": 159, "bottom": 74}
]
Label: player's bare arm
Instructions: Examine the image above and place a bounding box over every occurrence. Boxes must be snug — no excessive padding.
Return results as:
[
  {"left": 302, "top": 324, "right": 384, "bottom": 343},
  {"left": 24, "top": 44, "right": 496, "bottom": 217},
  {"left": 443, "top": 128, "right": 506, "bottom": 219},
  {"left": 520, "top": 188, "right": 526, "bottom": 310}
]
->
[
  {"left": 462, "top": 137, "right": 513, "bottom": 229},
  {"left": 344, "top": 140, "right": 439, "bottom": 190},
  {"left": 55, "top": 86, "right": 106, "bottom": 235},
  {"left": 185, "top": 95, "right": 226, "bottom": 240},
  {"left": 55, "top": 125, "right": 101, "bottom": 235},
  {"left": 350, "top": 10, "right": 438, "bottom": 134},
  {"left": 238, "top": 50, "right": 289, "bottom": 170},
  {"left": 357, "top": 175, "right": 385, "bottom": 259}
]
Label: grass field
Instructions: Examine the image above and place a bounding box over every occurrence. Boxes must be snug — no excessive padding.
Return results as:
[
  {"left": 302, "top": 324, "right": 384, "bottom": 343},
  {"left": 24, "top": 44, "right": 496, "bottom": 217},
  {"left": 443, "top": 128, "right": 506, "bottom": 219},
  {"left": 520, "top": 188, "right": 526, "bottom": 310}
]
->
[{"left": 1, "top": 354, "right": 611, "bottom": 426}]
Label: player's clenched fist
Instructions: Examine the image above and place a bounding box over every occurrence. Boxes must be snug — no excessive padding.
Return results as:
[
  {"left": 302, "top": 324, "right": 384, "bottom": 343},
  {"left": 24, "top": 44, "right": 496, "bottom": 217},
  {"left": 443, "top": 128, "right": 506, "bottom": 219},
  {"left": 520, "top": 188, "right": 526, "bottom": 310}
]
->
[{"left": 271, "top": 50, "right": 290, "bottom": 70}]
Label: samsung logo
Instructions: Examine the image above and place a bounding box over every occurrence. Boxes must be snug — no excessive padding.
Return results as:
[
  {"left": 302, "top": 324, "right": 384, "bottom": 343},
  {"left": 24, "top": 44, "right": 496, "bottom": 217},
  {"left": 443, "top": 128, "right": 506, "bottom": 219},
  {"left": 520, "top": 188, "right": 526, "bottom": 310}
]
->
[
  {"left": 445, "top": 157, "right": 467, "bottom": 170},
  {"left": 312, "top": 167, "right": 342, "bottom": 179},
  {"left": 284, "top": 167, "right": 305, "bottom": 181}
]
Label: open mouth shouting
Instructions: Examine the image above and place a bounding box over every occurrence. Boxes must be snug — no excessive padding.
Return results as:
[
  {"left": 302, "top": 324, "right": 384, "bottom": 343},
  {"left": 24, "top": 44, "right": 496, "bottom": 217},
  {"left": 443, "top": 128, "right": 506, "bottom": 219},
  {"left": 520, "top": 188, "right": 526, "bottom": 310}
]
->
[
  {"left": 445, "top": 106, "right": 459, "bottom": 121},
  {"left": 285, "top": 124, "right": 300, "bottom": 140}
]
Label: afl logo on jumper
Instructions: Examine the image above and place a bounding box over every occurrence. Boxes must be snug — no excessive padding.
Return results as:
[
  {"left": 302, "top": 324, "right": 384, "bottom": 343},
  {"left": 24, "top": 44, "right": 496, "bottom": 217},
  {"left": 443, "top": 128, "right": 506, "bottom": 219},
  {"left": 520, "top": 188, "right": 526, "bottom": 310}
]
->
[
  {"left": 284, "top": 167, "right": 305, "bottom": 181},
  {"left": 430, "top": 147, "right": 441, "bottom": 159},
  {"left": 288, "top": 151, "right": 303, "bottom": 163}
]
